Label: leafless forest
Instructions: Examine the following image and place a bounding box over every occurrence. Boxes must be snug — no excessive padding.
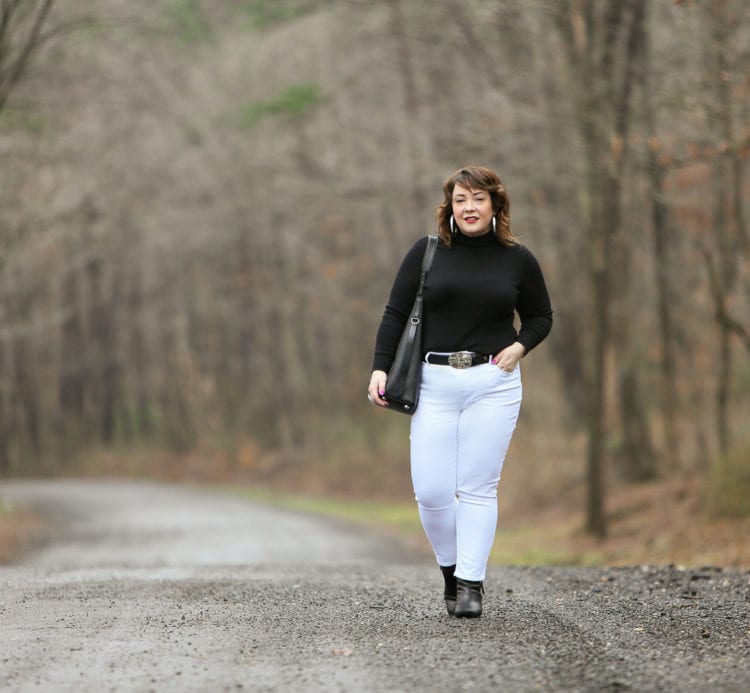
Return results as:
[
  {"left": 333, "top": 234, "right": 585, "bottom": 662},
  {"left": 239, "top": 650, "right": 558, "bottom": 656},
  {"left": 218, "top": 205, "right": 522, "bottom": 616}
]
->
[{"left": 1, "top": 0, "right": 749, "bottom": 536}]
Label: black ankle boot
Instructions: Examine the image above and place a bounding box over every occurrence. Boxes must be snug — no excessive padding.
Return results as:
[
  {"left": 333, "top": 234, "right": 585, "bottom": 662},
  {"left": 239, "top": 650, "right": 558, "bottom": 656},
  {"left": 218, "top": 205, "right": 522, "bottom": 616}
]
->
[
  {"left": 454, "top": 578, "right": 484, "bottom": 618},
  {"left": 440, "top": 565, "right": 457, "bottom": 615}
]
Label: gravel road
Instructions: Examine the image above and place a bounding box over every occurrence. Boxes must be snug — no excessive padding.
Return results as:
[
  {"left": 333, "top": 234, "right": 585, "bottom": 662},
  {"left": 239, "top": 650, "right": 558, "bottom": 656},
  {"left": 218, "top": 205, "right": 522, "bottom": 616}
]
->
[{"left": 1, "top": 479, "right": 748, "bottom": 692}]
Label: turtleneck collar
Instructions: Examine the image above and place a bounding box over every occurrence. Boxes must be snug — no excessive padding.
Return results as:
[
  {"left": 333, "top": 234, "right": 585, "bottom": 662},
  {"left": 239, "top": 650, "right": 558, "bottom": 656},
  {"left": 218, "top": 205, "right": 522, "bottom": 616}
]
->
[{"left": 454, "top": 230, "right": 497, "bottom": 247}]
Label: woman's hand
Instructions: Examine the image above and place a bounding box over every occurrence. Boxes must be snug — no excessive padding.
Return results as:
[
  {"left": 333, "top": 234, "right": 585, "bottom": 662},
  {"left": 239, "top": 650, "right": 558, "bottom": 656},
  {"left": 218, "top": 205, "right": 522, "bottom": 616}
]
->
[
  {"left": 368, "top": 370, "right": 389, "bottom": 407},
  {"left": 492, "top": 342, "right": 526, "bottom": 373}
]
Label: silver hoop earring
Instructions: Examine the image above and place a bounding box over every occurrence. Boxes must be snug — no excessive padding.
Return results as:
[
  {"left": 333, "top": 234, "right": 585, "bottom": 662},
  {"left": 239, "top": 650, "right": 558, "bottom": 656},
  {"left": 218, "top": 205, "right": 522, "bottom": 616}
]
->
[
  {"left": 450, "top": 215, "right": 457, "bottom": 236},
  {"left": 492, "top": 216, "right": 497, "bottom": 235}
]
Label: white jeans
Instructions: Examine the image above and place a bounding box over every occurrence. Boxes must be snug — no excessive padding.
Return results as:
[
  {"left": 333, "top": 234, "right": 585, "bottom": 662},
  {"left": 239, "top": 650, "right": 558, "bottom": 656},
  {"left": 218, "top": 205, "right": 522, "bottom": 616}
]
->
[{"left": 410, "top": 358, "right": 522, "bottom": 581}]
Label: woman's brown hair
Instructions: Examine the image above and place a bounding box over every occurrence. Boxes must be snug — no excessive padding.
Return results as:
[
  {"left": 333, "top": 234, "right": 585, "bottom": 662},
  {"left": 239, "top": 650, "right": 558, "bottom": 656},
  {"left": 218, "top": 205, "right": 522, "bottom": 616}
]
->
[{"left": 435, "top": 166, "right": 518, "bottom": 247}]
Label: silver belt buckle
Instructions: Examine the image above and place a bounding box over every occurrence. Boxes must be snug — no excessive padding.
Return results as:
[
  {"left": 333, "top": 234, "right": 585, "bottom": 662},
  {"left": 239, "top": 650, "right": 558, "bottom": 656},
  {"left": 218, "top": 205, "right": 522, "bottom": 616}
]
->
[{"left": 448, "top": 351, "right": 473, "bottom": 369}]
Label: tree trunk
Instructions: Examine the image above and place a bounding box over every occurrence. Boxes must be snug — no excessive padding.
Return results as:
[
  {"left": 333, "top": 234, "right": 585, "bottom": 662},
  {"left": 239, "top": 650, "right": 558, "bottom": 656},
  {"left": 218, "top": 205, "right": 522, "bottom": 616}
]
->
[
  {"left": 639, "top": 8, "right": 680, "bottom": 470},
  {"left": 705, "top": 0, "right": 742, "bottom": 458},
  {"left": 0, "top": 339, "right": 8, "bottom": 475},
  {"left": 609, "top": 0, "right": 656, "bottom": 483},
  {"left": 554, "top": 0, "right": 646, "bottom": 536},
  {"left": 618, "top": 367, "right": 656, "bottom": 481}
]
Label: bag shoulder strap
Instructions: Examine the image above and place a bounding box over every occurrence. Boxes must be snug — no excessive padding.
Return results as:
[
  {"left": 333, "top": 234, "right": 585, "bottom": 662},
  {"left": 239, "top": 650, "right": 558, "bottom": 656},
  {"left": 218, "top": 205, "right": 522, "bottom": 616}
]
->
[
  {"left": 417, "top": 234, "right": 438, "bottom": 296},
  {"left": 422, "top": 234, "right": 438, "bottom": 272}
]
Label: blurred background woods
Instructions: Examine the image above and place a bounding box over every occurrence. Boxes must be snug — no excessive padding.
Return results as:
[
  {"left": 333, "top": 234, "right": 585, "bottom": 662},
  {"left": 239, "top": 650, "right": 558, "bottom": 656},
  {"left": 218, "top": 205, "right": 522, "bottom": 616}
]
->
[{"left": 1, "top": 0, "right": 749, "bottom": 538}]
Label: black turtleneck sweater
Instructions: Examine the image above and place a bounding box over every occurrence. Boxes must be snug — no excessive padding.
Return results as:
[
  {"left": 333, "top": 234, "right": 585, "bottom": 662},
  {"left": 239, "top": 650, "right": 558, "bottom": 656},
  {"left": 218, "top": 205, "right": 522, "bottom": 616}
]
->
[{"left": 372, "top": 232, "right": 553, "bottom": 373}]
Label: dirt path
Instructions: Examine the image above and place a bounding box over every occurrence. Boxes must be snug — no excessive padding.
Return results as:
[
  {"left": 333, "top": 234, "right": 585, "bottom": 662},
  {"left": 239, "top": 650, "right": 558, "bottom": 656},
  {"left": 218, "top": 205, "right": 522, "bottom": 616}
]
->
[{"left": 1, "top": 480, "right": 748, "bottom": 692}]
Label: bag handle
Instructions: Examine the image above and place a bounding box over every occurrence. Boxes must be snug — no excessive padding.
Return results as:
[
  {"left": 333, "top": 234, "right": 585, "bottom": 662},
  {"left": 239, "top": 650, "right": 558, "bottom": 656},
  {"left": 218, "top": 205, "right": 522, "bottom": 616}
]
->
[
  {"left": 417, "top": 234, "right": 438, "bottom": 298},
  {"left": 407, "top": 234, "right": 438, "bottom": 330}
]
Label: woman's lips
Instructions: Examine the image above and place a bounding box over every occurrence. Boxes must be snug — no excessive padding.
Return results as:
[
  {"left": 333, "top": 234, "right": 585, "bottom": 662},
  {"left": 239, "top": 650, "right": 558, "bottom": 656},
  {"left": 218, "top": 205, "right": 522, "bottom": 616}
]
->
[{"left": 464, "top": 217, "right": 478, "bottom": 223}]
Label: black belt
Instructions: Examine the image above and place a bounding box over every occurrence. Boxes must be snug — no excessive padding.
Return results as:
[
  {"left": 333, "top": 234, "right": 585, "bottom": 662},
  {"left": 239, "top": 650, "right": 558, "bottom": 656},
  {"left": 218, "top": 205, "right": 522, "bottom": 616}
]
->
[{"left": 425, "top": 351, "right": 492, "bottom": 369}]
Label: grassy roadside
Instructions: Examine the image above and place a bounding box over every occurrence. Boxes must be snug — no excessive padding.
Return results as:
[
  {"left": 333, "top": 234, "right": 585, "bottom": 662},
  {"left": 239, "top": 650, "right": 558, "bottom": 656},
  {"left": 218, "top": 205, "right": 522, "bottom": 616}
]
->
[
  {"left": 0, "top": 499, "right": 40, "bottom": 565},
  {"left": 229, "top": 487, "right": 431, "bottom": 557},
  {"left": 230, "top": 487, "right": 585, "bottom": 565},
  {"left": 228, "top": 487, "right": 601, "bottom": 566},
  {"left": 227, "top": 479, "right": 750, "bottom": 569}
]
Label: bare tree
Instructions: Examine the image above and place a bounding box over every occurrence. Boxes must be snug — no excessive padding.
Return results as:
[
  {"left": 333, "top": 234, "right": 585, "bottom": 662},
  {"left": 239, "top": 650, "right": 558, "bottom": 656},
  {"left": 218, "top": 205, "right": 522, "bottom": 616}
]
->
[
  {"left": 553, "top": 0, "right": 647, "bottom": 536},
  {"left": 638, "top": 7, "right": 680, "bottom": 471},
  {"left": 700, "top": 0, "right": 750, "bottom": 456}
]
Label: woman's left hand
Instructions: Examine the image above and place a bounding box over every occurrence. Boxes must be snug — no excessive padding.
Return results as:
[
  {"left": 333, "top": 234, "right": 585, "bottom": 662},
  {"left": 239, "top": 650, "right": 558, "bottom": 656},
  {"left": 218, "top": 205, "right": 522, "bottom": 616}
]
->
[{"left": 492, "top": 342, "right": 526, "bottom": 373}]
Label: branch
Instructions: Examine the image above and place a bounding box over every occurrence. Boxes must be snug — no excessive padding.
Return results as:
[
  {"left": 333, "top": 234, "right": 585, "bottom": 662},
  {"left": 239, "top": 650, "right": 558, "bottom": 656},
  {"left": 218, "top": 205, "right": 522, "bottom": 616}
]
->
[
  {"left": 551, "top": 1, "right": 581, "bottom": 75},
  {"left": 0, "top": 0, "right": 25, "bottom": 78},
  {"left": 0, "top": 0, "right": 54, "bottom": 111},
  {"left": 701, "top": 246, "right": 750, "bottom": 352},
  {"left": 7, "top": 0, "right": 54, "bottom": 85},
  {"left": 612, "top": 1, "right": 645, "bottom": 147},
  {"left": 35, "top": 15, "right": 98, "bottom": 46},
  {"left": 600, "top": 0, "right": 627, "bottom": 89}
]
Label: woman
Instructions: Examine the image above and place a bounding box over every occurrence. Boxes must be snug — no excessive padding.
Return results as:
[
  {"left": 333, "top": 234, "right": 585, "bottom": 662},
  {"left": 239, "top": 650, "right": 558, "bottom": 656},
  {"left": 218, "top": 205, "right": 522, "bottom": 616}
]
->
[{"left": 368, "top": 166, "right": 552, "bottom": 618}]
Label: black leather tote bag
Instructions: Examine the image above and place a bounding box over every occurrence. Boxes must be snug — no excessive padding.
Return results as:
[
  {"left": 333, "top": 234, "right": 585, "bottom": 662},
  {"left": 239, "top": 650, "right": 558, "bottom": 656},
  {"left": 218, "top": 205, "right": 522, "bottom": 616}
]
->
[{"left": 383, "top": 235, "right": 438, "bottom": 414}]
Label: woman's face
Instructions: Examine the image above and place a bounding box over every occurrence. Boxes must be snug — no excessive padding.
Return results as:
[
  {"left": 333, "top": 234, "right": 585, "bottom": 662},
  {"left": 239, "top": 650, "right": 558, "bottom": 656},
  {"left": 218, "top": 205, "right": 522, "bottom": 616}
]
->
[{"left": 451, "top": 183, "right": 494, "bottom": 237}]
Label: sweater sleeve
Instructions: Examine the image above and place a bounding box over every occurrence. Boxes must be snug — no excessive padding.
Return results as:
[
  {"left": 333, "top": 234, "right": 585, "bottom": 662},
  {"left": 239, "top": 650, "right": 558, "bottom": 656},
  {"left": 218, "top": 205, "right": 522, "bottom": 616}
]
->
[
  {"left": 515, "top": 245, "right": 553, "bottom": 353},
  {"left": 371, "top": 237, "right": 429, "bottom": 373}
]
